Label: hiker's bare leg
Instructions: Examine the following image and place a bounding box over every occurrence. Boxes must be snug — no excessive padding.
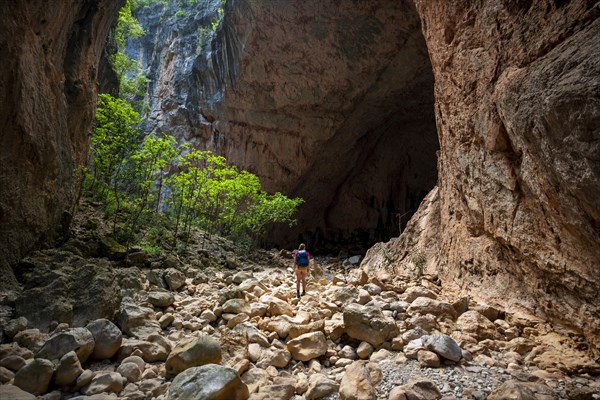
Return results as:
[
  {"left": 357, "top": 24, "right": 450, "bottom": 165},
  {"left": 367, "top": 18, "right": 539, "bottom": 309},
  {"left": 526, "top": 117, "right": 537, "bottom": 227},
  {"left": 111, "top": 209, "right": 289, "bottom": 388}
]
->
[
  {"left": 296, "top": 272, "right": 301, "bottom": 293},
  {"left": 301, "top": 271, "right": 307, "bottom": 293}
]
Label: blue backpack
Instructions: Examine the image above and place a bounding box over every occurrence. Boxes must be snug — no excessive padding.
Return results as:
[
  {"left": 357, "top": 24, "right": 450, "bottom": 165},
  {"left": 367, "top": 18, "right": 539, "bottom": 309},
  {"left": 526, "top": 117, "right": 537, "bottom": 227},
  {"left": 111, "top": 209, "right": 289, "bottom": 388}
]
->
[{"left": 296, "top": 250, "right": 309, "bottom": 266}]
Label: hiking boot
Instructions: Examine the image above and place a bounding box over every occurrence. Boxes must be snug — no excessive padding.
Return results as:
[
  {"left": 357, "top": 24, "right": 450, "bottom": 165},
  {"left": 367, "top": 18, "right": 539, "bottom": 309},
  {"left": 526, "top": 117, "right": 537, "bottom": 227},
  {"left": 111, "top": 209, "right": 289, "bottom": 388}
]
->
[
  {"left": 301, "top": 291, "right": 306, "bottom": 296},
  {"left": 297, "top": 291, "right": 301, "bottom": 299}
]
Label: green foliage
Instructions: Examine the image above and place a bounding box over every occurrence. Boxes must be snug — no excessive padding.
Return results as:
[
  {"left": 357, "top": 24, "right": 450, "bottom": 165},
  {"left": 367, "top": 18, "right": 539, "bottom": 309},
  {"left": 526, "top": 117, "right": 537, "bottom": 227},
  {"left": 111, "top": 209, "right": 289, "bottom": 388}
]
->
[
  {"left": 211, "top": 3, "right": 225, "bottom": 32},
  {"left": 125, "top": 133, "right": 178, "bottom": 239},
  {"left": 211, "top": 7, "right": 224, "bottom": 32},
  {"left": 138, "top": 243, "right": 164, "bottom": 256},
  {"left": 109, "top": 0, "right": 148, "bottom": 110},
  {"left": 175, "top": 9, "right": 188, "bottom": 19},
  {"left": 196, "top": 26, "right": 212, "bottom": 53},
  {"left": 114, "top": 0, "right": 145, "bottom": 50},
  {"left": 130, "top": 0, "right": 169, "bottom": 10},
  {"left": 87, "top": 96, "right": 302, "bottom": 250},
  {"left": 87, "top": 94, "right": 141, "bottom": 234},
  {"left": 411, "top": 248, "right": 426, "bottom": 276},
  {"left": 90, "top": 94, "right": 140, "bottom": 191},
  {"left": 165, "top": 150, "right": 302, "bottom": 245},
  {"left": 110, "top": 52, "right": 138, "bottom": 81},
  {"left": 121, "top": 74, "right": 149, "bottom": 101}
]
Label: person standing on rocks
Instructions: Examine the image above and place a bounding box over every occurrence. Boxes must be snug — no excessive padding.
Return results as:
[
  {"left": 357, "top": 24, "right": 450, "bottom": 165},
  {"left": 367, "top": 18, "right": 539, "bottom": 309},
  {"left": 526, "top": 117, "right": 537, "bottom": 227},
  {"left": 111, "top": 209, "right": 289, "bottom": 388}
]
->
[{"left": 293, "top": 243, "right": 311, "bottom": 299}]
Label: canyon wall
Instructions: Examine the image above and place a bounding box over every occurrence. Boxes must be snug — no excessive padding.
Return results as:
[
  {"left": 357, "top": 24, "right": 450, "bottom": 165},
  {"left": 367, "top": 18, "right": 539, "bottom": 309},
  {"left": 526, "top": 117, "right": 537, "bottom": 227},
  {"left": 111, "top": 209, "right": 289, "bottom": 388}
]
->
[
  {"left": 129, "top": 0, "right": 439, "bottom": 253},
  {"left": 0, "top": 0, "right": 123, "bottom": 290},
  {"left": 366, "top": 1, "right": 600, "bottom": 353}
]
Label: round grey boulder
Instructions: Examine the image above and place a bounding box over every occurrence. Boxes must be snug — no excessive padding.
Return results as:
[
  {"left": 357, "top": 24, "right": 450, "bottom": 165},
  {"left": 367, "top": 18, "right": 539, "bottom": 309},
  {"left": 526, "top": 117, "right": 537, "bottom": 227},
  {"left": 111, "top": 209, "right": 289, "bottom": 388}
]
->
[
  {"left": 168, "top": 364, "right": 249, "bottom": 400},
  {"left": 86, "top": 319, "right": 122, "bottom": 359}
]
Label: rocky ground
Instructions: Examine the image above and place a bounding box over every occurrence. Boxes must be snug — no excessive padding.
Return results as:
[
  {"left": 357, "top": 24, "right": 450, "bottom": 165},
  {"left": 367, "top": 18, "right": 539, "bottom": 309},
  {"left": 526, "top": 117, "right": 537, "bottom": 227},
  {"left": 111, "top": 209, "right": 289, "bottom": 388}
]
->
[{"left": 0, "top": 202, "right": 599, "bottom": 399}]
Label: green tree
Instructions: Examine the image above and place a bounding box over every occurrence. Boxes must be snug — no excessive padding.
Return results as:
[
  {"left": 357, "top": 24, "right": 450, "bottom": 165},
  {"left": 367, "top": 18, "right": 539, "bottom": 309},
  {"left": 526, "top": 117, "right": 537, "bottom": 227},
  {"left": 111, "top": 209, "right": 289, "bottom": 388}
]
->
[
  {"left": 126, "top": 133, "right": 178, "bottom": 240},
  {"left": 88, "top": 93, "right": 141, "bottom": 230},
  {"left": 244, "top": 192, "right": 303, "bottom": 241},
  {"left": 89, "top": 94, "right": 140, "bottom": 191},
  {"left": 165, "top": 150, "right": 302, "bottom": 246},
  {"left": 113, "top": 1, "right": 145, "bottom": 50},
  {"left": 166, "top": 149, "right": 208, "bottom": 240}
]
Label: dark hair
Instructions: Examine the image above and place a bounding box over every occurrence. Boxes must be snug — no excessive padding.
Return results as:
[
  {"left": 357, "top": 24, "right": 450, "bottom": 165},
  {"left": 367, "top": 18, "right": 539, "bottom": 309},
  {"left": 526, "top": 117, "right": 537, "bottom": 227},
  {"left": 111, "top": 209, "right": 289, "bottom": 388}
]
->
[{"left": 299, "top": 243, "right": 306, "bottom": 250}]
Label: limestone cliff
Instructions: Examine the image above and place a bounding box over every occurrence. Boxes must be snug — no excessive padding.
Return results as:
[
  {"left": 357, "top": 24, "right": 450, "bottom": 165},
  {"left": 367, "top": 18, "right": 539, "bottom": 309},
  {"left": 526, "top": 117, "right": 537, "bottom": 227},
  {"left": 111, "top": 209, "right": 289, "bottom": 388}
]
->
[
  {"left": 365, "top": 1, "right": 600, "bottom": 353},
  {"left": 129, "top": 0, "right": 439, "bottom": 253},
  {"left": 0, "top": 0, "right": 123, "bottom": 290}
]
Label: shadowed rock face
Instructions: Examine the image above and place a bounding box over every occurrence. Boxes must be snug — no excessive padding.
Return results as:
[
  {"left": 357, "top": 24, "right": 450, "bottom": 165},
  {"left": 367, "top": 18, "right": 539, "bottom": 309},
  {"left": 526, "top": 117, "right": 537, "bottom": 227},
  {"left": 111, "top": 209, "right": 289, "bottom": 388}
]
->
[
  {"left": 365, "top": 1, "right": 600, "bottom": 353},
  {"left": 133, "top": 0, "right": 438, "bottom": 253},
  {"left": 0, "top": 0, "right": 124, "bottom": 290}
]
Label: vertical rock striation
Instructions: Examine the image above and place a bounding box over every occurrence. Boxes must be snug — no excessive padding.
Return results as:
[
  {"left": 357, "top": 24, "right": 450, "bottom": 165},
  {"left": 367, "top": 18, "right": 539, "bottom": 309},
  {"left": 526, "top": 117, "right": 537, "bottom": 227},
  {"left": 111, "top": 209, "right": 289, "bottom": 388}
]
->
[
  {"left": 392, "top": 1, "right": 599, "bottom": 352},
  {"left": 0, "top": 0, "right": 123, "bottom": 289},
  {"left": 129, "top": 0, "right": 438, "bottom": 252}
]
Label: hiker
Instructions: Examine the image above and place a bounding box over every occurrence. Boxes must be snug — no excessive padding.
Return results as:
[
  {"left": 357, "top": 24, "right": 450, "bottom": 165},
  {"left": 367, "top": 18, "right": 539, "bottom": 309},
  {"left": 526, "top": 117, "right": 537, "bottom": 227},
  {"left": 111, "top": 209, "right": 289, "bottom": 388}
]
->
[{"left": 293, "top": 243, "right": 310, "bottom": 298}]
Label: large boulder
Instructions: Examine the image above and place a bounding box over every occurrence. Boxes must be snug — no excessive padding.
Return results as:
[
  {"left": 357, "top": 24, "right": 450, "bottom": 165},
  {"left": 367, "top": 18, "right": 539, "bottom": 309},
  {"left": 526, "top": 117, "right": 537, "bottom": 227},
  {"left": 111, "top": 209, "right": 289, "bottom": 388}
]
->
[
  {"left": 422, "top": 335, "right": 462, "bottom": 362},
  {"left": 407, "top": 297, "right": 457, "bottom": 319},
  {"left": 389, "top": 377, "right": 441, "bottom": 400},
  {"left": 3, "top": 317, "right": 28, "bottom": 340},
  {"left": 329, "top": 286, "right": 360, "bottom": 304},
  {"left": 54, "top": 351, "right": 84, "bottom": 386},
  {"left": 339, "top": 361, "right": 380, "bottom": 400},
  {"left": 118, "top": 337, "right": 170, "bottom": 362},
  {"left": 148, "top": 290, "right": 176, "bottom": 308},
  {"left": 487, "top": 380, "right": 549, "bottom": 400},
  {"left": 166, "top": 335, "right": 222, "bottom": 376},
  {"left": 222, "top": 298, "right": 250, "bottom": 314},
  {"left": 117, "top": 361, "right": 142, "bottom": 383},
  {"left": 164, "top": 268, "right": 186, "bottom": 291},
  {"left": 116, "top": 300, "right": 161, "bottom": 340},
  {"left": 403, "top": 287, "right": 438, "bottom": 303},
  {"left": 254, "top": 384, "right": 295, "bottom": 400},
  {"left": 36, "top": 327, "right": 95, "bottom": 363},
  {"left": 13, "top": 358, "right": 54, "bottom": 395},
  {"left": 14, "top": 256, "right": 121, "bottom": 331},
  {"left": 256, "top": 348, "right": 292, "bottom": 369},
  {"left": 86, "top": 319, "right": 122, "bottom": 359},
  {"left": 241, "top": 368, "right": 270, "bottom": 394},
  {"left": 304, "top": 373, "right": 339, "bottom": 400},
  {"left": 286, "top": 331, "right": 327, "bottom": 362},
  {"left": 288, "top": 320, "right": 325, "bottom": 339},
  {"left": 167, "top": 364, "right": 249, "bottom": 400},
  {"left": 13, "top": 329, "right": 48, "bottom": 353},
  {"left": 343, "top": 303, "right": 398, "bottom": 347},
  {"left": 234, "top": 323, "right": 270, "bottom": 347},
  {"left": 456, "top": 310, "right": 499, "bottom": 340},
  {"left": 81, "top": 371, "right": 124, "bottom": 395},
  {"left": 259, "top": 295, "right": 294, "bottom": 317}
]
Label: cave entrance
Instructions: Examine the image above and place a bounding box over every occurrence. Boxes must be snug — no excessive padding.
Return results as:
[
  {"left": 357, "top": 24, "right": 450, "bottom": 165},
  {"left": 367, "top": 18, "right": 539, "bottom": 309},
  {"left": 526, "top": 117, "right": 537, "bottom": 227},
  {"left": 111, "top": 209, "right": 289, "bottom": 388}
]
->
[
  {"left": 117, "top": 0, "right": 438, "bottom": 256},
  {"left": 271, "top": 5, "right": 438, "bottom": 256}
]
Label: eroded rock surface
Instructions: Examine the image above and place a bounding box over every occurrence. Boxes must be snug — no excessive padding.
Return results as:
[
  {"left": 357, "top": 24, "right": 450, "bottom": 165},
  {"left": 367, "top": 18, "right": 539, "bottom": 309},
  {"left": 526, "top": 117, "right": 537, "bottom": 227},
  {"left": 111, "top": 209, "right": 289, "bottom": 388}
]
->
[
  {"left": 364, "top": 1, "right": 600, "bottom": 354},
  {"left": 0, "top": 0, "right": 124, "bottom": 290}
]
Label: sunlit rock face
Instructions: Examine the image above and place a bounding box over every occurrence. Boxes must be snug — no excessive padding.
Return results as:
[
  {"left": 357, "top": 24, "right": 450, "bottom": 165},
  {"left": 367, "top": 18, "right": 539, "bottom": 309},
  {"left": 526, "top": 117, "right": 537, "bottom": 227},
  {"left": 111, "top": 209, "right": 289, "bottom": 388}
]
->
[
  {"left": 367, "top": 1, "right": 599, "bottom": 352},
  {"left": 0, "top": 0, "right": 123, "bottom": 289},
  {"left": 131, "top": 0, "right": 438, "bottom": 253}
]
